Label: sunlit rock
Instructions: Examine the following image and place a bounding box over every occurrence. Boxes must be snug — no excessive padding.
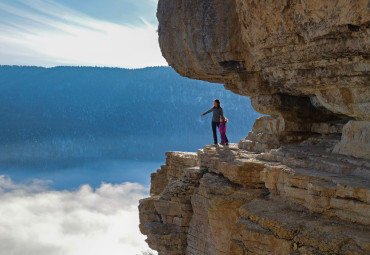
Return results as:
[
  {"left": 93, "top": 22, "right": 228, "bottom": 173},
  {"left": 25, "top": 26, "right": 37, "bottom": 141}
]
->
[{"left": 139, "top": 0, "right": 370, "bottom": 254}]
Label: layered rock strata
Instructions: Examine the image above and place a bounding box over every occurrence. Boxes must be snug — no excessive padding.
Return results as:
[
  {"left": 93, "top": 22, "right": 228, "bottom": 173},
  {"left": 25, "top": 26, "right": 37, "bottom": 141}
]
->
[
  {"left": 139, "top": 0, "right": 370, "bottom": 254},
  {"left": 140, "top": 142, "right": 370, "bottom": 254}
]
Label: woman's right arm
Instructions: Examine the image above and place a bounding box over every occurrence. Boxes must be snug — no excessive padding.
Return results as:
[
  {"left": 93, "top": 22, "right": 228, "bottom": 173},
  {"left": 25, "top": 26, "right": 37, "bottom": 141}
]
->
[{"left": 201, "top": 108, "right": 213, "bottom": 117}]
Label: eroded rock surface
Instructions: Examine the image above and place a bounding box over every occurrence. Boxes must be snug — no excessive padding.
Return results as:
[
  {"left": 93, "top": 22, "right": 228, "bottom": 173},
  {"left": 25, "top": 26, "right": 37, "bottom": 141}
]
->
[
  {"left": 139, "top": 1, "right": 370, "bottom": 254},
  {"left": 158, "top": 0, "right": 369, "bottom": 120},
  {"left": 157, "top": 0, "right": 370, "bottom": 160},
  {"left": 140, "top": 143, "right": 370, "bottom": 254}
]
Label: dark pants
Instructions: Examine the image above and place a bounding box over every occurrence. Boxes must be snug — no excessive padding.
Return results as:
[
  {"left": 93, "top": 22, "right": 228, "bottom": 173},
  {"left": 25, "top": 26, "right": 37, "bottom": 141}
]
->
[{"left": 212, "top": 121, "right": 229, "bottom": 144}]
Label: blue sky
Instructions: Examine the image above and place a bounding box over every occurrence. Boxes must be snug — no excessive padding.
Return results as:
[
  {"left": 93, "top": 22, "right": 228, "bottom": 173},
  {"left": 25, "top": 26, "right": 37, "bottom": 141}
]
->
[{"left": 0, "top": 0, "right": 167, "bottom": 68}]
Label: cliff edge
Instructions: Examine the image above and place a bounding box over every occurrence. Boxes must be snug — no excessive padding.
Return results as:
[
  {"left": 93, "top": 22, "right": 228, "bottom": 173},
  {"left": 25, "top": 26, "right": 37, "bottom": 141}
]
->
[{"left": 139, "top": 1, "right": 370, "bottom": 254}]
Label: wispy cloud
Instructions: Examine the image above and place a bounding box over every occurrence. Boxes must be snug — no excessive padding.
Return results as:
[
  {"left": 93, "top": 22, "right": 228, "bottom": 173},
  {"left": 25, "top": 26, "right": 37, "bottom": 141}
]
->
[
  {"left": 0, "top": 0, "right": 167, "bottom": 67},
  {"left": 0, "top": 176, "right": 155, "bottom": 255}
]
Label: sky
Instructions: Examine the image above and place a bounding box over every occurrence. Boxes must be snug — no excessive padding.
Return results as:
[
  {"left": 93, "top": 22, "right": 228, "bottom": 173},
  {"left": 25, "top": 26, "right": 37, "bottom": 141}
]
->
[{"left": 0, "top": 0, "right": 167, "bottom": 68}]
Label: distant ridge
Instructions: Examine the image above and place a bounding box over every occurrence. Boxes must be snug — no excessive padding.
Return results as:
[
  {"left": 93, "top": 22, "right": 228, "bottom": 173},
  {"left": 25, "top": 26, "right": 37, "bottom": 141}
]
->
[{"left": 0, "top": 66, "right": 260, "bottom": 162}]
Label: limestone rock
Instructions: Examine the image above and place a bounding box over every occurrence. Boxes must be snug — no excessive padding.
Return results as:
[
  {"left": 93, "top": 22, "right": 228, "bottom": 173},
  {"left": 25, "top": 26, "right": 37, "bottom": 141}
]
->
[
  {"left": 139, "top": 152, "right": 200, "bottom": 255},
  {"left": 333, "top": 120, "right": 370, "bottom": 160},
  {"left": 157, "top": 0, "right": 370, "bottom": 160},
  {"left": 139, "top": 0, "right": 370, "bottom": 254},
  {"left": 235, "top": 198, "right": 370, "bottom": 254},
  {"left": 187, "top": 173, "right": 262, "bottom": 255},
  {"left": 157, "top": 0, "right": 370, "bottom": 122},
  {"left": 140, "top": 143, "right": 370, "bottom": 254},
  {"left": 150, "top": 152, "right": 199, "bottom": 196}
]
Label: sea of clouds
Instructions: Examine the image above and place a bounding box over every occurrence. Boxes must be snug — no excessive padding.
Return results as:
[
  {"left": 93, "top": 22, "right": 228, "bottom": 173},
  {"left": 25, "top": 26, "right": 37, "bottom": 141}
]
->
[{"left": 0, "top": 175, "right": 156, "bottom": 255}]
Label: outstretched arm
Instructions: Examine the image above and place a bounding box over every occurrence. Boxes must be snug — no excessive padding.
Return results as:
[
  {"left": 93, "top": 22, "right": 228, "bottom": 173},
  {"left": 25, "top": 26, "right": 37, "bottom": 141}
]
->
[{"left": 201, "top": 108, "right": 213, "bottom": 117}]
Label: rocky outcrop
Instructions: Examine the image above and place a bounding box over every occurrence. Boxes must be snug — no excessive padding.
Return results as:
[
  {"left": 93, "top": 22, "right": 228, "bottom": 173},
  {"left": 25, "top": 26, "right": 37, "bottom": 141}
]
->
[
  {"left": 157, "top": 0, "right": 369, "bottom": 120},
  {"left": 139, "top": 0, "right": 370, "bottom": 254},
  {"left": 140, "top": 143, "right": 370, "bottom": 254},
  {"left": 157, "top": 0, "right": 370, "bottom": 160}
]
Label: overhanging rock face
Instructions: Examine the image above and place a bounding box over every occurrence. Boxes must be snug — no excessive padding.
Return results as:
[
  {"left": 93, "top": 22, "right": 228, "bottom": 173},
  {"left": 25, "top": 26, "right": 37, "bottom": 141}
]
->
[
  {"left": 139, "top": 1, "right": 370, "bottom": 254},
  {"left": 157, "top": 0, "right": 370, "bottom": 159},
  {"left": 158, "top": 0, "right": 369, "bottom": 119}
]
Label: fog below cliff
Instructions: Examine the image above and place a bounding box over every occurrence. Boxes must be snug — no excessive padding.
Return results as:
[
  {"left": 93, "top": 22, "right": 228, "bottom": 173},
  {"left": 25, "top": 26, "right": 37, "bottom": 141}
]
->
[{"left": 0, "top": 66, "right": 260, "bottom": 254}]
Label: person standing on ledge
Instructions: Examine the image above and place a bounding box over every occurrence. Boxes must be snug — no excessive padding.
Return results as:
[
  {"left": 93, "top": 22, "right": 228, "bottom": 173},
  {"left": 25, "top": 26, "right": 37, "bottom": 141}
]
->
[{"left": 201, "top": 99, "right": 228, "bottom": 145}]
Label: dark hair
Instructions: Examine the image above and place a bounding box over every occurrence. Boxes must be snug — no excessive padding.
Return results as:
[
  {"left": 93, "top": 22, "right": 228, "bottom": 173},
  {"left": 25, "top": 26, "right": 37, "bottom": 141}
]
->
[{"left": 214, "top": 99, "right": 220, "bottom": 108}]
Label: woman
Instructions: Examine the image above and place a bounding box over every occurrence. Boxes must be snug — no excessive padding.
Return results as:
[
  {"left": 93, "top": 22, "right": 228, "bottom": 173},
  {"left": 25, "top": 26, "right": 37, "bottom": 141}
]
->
[{"left": 201, "top": 99, "right": 229, "bottom": 145}]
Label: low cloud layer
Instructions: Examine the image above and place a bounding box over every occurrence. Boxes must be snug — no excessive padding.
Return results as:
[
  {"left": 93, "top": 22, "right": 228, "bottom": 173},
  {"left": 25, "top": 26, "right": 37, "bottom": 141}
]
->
[{"left": 0, "top": 176, "right": 155, "bottom": 255}]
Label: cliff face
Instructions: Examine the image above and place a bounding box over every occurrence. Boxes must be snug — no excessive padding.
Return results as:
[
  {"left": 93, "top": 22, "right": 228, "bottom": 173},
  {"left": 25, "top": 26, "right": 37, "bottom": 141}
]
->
[{"left": 139, "top": 1, "right": 370, "bottom": 254}]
